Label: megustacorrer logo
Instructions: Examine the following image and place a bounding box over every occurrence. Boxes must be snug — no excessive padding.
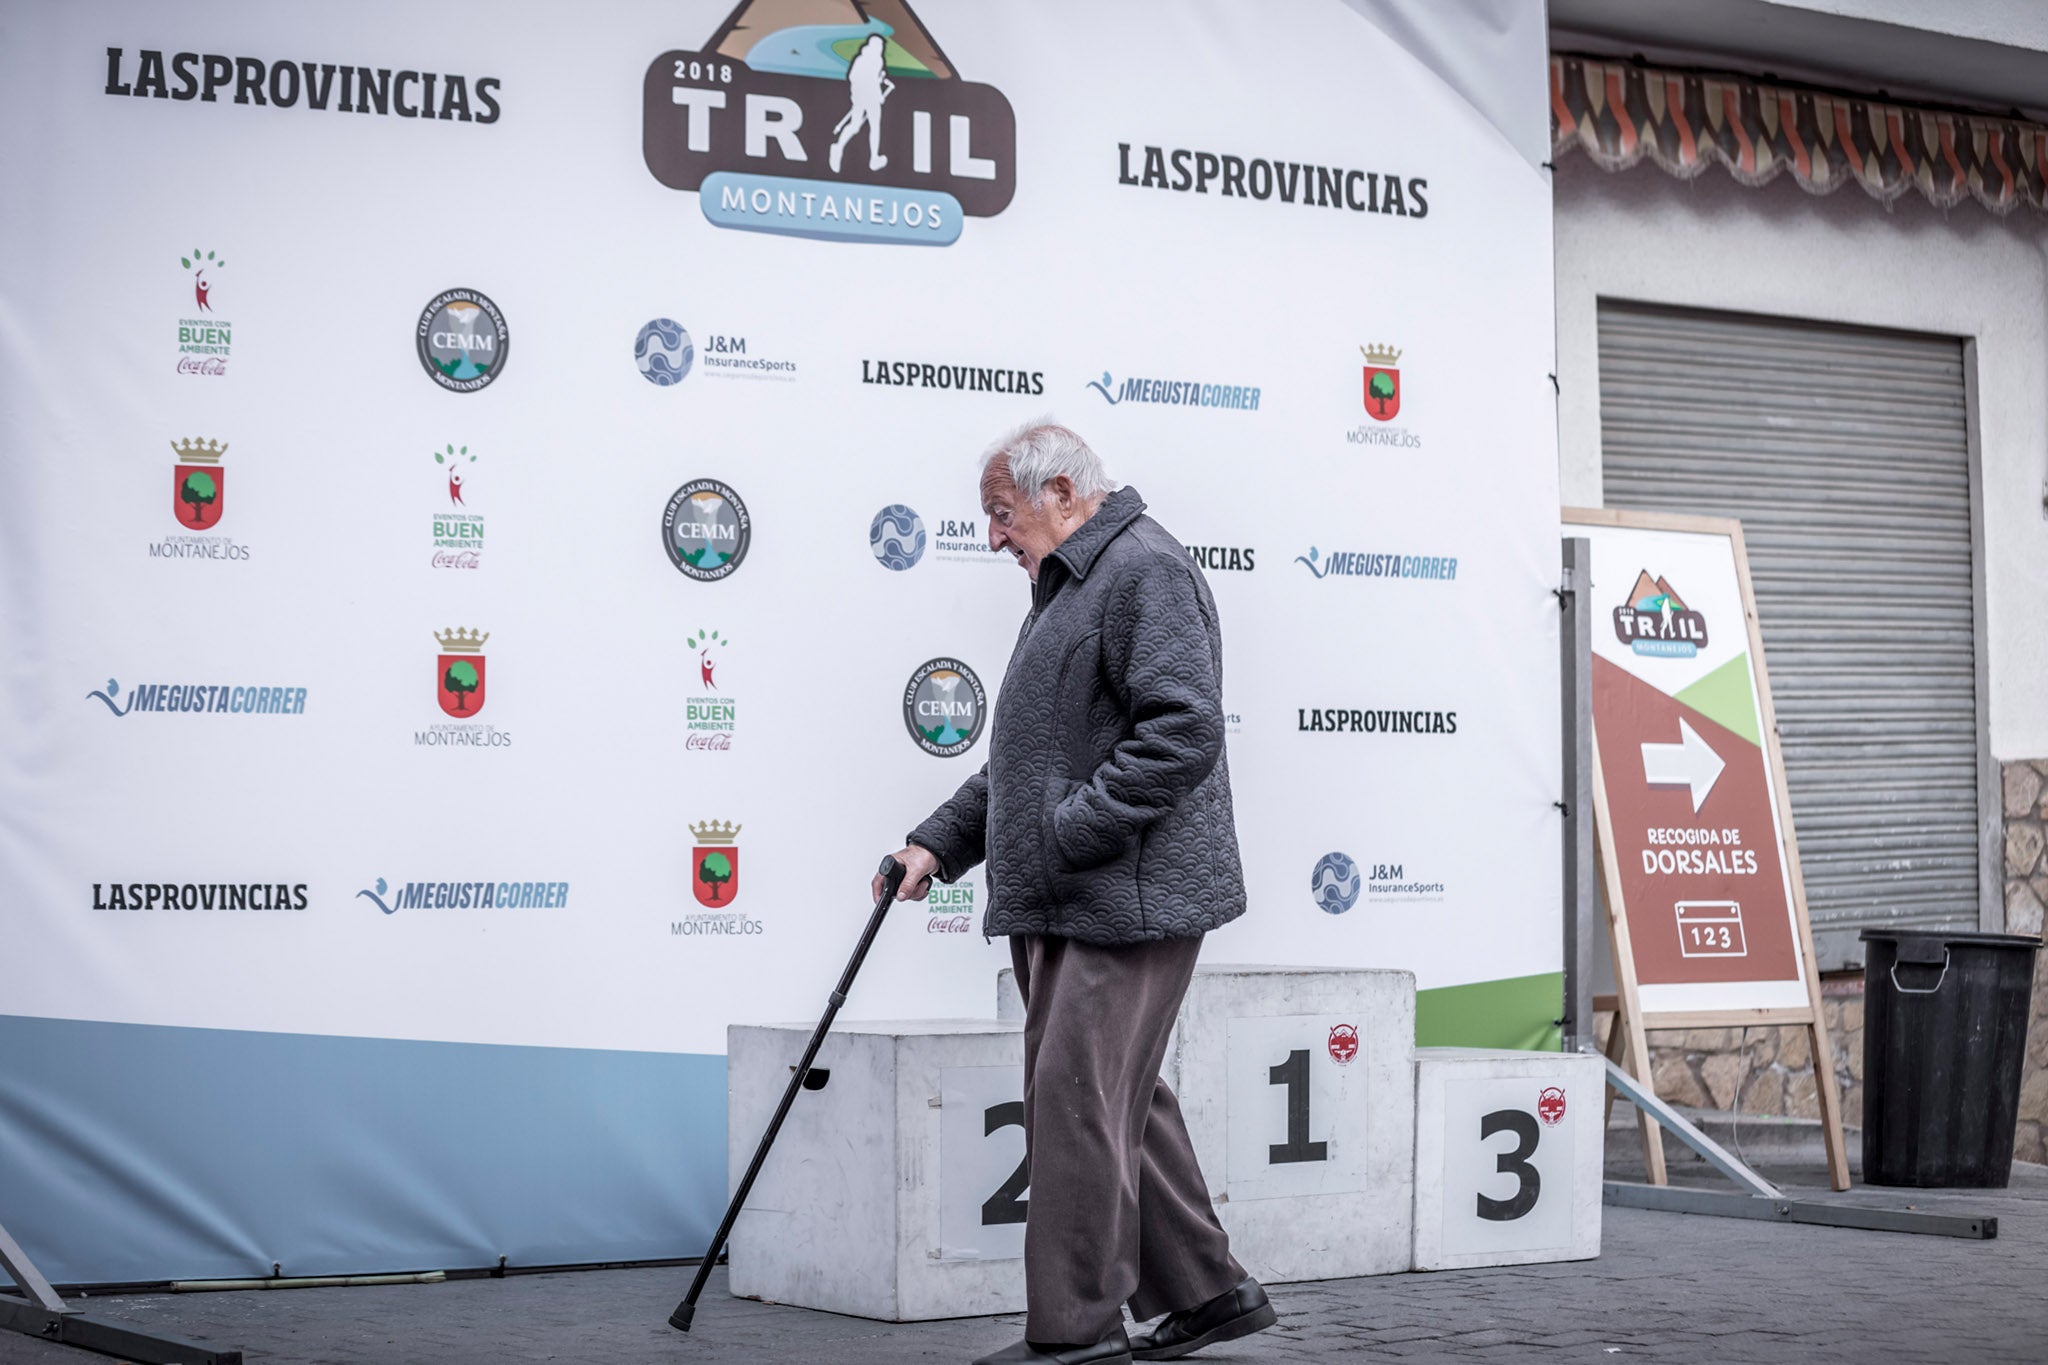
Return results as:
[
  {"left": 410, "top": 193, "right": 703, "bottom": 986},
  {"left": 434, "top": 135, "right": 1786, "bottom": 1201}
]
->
[
  {"left": 171, "top": 437, "right": 226, "bottom": 529},
  {"left": 643, "top": 0, "right": 1017, "bottom": 246},
  {"left": 435, "top": 628, "right": 488, "bottom": 717},
  {"left": 1613, "top": 570, "right": 1709, "bottom": 659}
]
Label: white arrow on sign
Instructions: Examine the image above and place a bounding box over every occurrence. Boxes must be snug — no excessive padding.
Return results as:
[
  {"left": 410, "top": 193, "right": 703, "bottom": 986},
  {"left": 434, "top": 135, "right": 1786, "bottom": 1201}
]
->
[{"left": 1641, "top": 718, "right": 1726, "bottom": 813}]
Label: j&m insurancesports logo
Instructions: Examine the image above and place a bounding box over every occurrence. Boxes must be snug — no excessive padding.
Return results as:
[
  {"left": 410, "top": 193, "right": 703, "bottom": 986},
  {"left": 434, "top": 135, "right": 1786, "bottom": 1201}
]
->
[
  {"left": 417, "top": 289, "right": 507, "bottom": 392},
  {"left": 1294, "top": 547, "right": 1456, "bottom": 582},
  {"left": 152, "top": 437, "right": 251, "bottom": 563},
  {"left": 175, "top": 249, "right": 230, "bottom": 376},
  {"left": 106, "top": 48, "right": 501, "bottom": 122},
  {"left": 643, "top": 0, "right": 1017, "bottom": 246},
  {"left": 1299, "top": 706, "right": 1458, "bottom": 735},
  {"left": 904, "top": 657, "right": 986, "bottom": 757},
  {"left": 354, "top": 876, "right": 569, "bottom": 915},
  {"left": 1614, "top": 570, "right": 1710, "bottom": 659},
  {"left": 664, "top": 479, "right": 752, "bottom": 580},
  {"left": 88, "top": 678, "right": 306, "bottom": 717},
  {"left": 419, "top": 629, "right": 511, "bottom": 748},
  {"left": 1085, "top": 370, "right": 1261, "bottom": 412},
  {"left": 1312, "top": 852, "right": 1362, "bottom": 915},
  {"left": 1117, "top": 143, "right": 1428, "bottom": 218}
]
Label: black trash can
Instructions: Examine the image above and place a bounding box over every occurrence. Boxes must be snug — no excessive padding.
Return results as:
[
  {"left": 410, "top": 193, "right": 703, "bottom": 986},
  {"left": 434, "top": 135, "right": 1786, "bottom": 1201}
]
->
[{"left": 1860, "top": 929, "right": 2040, "bottom": 1187}]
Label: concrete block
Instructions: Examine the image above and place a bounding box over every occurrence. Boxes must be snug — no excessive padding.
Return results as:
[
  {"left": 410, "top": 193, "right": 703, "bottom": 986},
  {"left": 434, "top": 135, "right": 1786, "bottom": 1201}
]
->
[
  {"left": 726, "top": 1019, "right": 1026, "bottom": 1321},
  {"left": 1411, "top": 1048, "right": 1604, "bottom": 1271},
  {"left": 1006, "top": 964, "right": 1417, "bottom": 1283}
]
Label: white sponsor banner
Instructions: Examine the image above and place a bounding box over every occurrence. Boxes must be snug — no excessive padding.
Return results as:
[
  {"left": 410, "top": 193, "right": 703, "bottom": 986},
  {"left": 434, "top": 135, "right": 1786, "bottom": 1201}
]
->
[{"left": 0, "top": 0, "right": 1559, "bottom": 1056}]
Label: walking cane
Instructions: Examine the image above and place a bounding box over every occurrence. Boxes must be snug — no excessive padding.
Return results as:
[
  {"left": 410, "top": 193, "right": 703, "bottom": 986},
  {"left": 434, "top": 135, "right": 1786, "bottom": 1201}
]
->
[{"left": 668, "top": 853, "right": 922, "bottom": 1332}]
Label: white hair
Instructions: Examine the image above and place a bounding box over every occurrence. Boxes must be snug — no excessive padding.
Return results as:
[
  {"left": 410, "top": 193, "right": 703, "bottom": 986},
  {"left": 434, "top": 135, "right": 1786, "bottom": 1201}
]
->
[{"left": 980, "top": 417, "right": 1118, "bottom": 507}]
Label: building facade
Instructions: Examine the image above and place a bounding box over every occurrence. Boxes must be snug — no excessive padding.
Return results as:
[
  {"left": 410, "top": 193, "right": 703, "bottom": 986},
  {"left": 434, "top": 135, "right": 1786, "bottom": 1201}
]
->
[{"left": 1550, "top": 0, "right": 2048, "bottom": 1160}]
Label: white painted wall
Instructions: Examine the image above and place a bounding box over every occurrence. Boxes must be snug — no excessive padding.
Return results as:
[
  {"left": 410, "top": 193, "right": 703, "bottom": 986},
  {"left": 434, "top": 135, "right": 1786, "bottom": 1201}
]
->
[{"left": 1552, "top": 155, "right": 2048, "bottom": 759}]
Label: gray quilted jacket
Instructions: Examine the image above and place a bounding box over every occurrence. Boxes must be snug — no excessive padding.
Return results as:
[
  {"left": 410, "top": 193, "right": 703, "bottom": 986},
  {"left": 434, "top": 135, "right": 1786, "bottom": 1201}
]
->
[{"left": 908, "top": 487, "right": 1247, "bottom": 944}]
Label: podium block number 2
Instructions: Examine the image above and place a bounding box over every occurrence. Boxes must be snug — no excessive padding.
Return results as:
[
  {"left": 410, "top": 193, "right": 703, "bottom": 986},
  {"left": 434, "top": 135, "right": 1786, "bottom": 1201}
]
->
[
  {"left": 1441, "top": 1077, "right": 1572, "bottom": 1256},
  {"left": 1225, "top": 1016, "right": 1370, "bottom": 1200},
  {"left": 980, "top": 1100, "right": 1029, "bottom": 1227},
  {"left": 939, "top": 1066, "right": 1028, "bottom": 1261}
]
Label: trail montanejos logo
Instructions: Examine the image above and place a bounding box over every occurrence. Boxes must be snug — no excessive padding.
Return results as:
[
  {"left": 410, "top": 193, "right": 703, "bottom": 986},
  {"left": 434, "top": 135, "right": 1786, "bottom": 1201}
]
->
[
  {"left": 1613, "top": 570, "right": 1710, "bottom": 659},
  {"left": 643, "top": 0, "right": 1017, "bottom": 246},
  {"left": 690, "top": 820, "right": 741, "bottom": 907},
  {"left": 435, "top": 628, "right": 488, "bottom": 717},
  {"left": 903, "top": 657, "right": 986, "bottom": 757}
]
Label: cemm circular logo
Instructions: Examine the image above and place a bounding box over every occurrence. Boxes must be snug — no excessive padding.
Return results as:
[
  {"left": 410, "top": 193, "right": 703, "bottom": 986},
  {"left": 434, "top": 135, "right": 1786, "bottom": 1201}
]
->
[
  {"left": 417, "top": 288, "right": 507, "bottom": 393},
  {"left": 903, "top": 657, "right": 986, "bottom": 757},
  {"left": 663, "top": 479, "right": 751, "bottom": 581}
]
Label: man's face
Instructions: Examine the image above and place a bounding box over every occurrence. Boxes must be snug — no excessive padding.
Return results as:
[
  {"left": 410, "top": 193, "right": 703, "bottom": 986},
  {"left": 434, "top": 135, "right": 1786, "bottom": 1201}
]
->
[{"left": 981, "top": 458, "right": 1068, "bottom": 581}]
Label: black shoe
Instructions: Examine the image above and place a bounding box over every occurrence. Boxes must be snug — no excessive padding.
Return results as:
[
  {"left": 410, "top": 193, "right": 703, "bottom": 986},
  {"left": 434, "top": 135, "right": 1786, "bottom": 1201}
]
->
[
  {"left": 972, "top": 1326, "right": 1133, "bottom": 1365},
  {"left": 1129, "top": 1278, "right": 1277, "bottom": 1360}
]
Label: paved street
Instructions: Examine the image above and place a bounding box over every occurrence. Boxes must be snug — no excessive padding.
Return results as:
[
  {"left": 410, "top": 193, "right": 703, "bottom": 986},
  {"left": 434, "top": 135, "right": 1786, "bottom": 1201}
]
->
[{"left": 5, "top": 1154, "right": 2045, "bottom": 1365}]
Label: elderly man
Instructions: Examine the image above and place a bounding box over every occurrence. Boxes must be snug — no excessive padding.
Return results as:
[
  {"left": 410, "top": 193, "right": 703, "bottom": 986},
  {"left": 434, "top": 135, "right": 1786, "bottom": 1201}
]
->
[{"left": 877, "top": 421, "right": 1276, "bottom": 1365}]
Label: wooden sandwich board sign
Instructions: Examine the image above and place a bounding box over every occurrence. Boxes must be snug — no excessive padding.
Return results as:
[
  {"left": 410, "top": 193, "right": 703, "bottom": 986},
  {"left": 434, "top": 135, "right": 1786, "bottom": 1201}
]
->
[{"left": 1563, "top": 508, "right": 1850, "bottom": 1191}]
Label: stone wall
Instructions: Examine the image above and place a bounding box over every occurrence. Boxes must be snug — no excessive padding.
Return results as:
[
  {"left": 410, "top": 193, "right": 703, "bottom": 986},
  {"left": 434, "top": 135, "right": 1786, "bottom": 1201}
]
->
[
  {"left": 2004, "top": 760, "right": 2048, "bottom": 1163},
  {"left": 1602, "top": 985, "right": 1862, "bottom": 1130},
  {"left": 1609, "top": 759, "right": 2048, "bottom": 1165}
]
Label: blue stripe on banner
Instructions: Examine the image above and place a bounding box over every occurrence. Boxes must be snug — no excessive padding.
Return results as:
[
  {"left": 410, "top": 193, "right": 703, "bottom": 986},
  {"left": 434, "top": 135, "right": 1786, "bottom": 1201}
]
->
[{"left": 0, "top": 1015, "right": 726, "bottom": 1286}]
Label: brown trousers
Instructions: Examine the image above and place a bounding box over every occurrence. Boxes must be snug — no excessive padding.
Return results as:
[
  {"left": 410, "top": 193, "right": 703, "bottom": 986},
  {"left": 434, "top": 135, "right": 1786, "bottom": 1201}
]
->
[{"left": 1011, "top": 933, "right": 1244, "bottom": 1344}]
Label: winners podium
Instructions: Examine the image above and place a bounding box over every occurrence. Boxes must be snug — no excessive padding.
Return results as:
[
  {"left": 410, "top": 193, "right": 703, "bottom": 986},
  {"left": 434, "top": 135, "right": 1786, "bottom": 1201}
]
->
[{"left": 726, "top": 967, "right": 1601, "bottom": 1321}]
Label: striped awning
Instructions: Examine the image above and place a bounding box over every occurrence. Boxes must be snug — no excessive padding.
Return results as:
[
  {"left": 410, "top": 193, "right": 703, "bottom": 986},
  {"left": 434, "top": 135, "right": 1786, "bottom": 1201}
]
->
[{"left": 1552, "top": 53, "right": 2048, "bottom": 215}]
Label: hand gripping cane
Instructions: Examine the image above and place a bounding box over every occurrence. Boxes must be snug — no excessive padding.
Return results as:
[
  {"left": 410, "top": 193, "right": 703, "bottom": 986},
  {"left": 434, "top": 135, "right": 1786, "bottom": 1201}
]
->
[{"left": 668, "top": 854, "right": 920, "bottom": 1332}]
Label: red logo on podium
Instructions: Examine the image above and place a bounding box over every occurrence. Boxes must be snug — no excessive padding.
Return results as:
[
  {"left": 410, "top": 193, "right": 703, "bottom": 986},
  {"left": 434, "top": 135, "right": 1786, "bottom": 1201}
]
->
[
  {"left": 1538, "top": 1086, "right": 1567, "bottom": 1126},
  {"left": 1327, "top": 1023, "right": 1359, "bottom": 1065}
]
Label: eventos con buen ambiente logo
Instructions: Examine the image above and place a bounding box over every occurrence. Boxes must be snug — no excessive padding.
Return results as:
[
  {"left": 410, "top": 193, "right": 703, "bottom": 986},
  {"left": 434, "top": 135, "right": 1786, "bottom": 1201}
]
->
[{"left": 643, "top": 1, "right": 1016, "bottom": 246}]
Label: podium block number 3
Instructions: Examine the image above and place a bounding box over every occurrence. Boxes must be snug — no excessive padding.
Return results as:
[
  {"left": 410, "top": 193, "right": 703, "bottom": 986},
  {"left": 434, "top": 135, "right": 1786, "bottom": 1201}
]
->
[
  {"left": 1225, "top": 1017, "right": 1370, "bottom": 1200},
  {"left": 1441, "top": 1078, "right": 1572, "bottom": 1256},
  {"left": 1476, "top": 1109, "right": 1539, "bottom": 1221}
]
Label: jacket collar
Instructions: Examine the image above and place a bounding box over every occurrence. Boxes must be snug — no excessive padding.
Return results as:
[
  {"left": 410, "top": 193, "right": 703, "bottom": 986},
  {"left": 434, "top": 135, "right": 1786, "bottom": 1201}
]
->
[{"left": 1046, "top": 486, "right": 1145, "bottom": 583}]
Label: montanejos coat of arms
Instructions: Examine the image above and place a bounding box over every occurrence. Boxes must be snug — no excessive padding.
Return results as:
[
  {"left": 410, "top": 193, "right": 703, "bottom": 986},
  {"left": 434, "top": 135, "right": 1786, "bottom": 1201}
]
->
[
  {"left": 435, "top": 628, "right": 489, "bottom": 717},
  {"left": 171, "top": 437, "right": 226, "bottom": 529},
  {"left": 691, "top": 819, "right": 741, "bottom": 906},
  {"left": 1360, "top": 343, "right": 1401, "bottom": 421}
]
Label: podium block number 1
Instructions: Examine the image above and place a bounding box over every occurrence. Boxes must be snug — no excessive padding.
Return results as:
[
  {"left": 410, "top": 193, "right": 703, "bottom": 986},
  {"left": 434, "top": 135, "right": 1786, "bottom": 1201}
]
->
[{"left": 1225, "top": 1016, "right": 1370, "bottom": 1200}]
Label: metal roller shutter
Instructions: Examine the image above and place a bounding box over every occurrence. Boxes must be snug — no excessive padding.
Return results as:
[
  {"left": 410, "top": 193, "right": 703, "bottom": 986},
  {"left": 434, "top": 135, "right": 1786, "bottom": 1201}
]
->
[{"left": 1597, "top": 301, "right": 1985, "bottom": 970}]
